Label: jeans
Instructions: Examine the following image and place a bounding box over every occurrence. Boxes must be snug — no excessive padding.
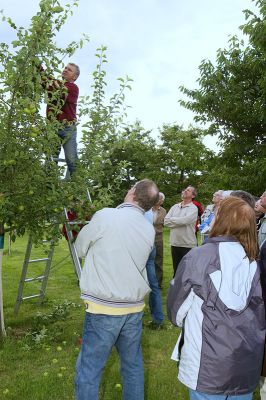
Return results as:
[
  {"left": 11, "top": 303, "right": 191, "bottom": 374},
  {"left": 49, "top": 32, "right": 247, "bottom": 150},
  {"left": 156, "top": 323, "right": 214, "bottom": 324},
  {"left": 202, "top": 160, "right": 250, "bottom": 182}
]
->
[
  {"left": 55, "top": 125, "right": 78, "bottom": 176},
  {"left": 189, "top": 389, "right": 252, "bottom": 400},
  {"left": 155, "top": 239, "right": 163, "bottom": 287},
  {"left": 146, "top": 246, "right": 164, "bottom": 324},
  {"left": 75, "top": 312, "right": 144, "bottom": 400}
]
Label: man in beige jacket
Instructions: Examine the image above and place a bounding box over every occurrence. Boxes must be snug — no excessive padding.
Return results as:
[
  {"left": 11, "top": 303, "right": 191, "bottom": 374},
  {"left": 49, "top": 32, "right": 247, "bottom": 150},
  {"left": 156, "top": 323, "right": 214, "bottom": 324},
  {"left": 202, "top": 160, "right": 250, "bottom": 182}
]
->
[{"left": 164, "top": 186, "right": 198, "bottom": 277}]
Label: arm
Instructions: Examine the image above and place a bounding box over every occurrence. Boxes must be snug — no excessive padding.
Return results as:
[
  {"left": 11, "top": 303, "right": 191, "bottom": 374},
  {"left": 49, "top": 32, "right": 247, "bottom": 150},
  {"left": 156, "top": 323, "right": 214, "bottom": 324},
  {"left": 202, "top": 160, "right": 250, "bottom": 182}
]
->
[
  {"left": 75, "top": 211, "right": 103, "bottom": 258},
  {"left": 164, "top": 206, "right": 198, "bottom": 228},
  {"left": 164, "top": 205, "right": 176, "bottom": 227},
  {"left": 65, "top": 82, "right": 79, "bottom": 105},
  {"left": 39, "top": 65, "right": 61, "bottom": 90}
]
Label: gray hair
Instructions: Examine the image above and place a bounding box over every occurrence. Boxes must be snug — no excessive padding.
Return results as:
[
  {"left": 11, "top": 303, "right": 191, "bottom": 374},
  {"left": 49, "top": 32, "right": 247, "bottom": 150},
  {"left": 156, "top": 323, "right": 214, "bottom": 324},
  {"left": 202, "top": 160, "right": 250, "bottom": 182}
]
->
[
  {"left": 134, "top": 179, "right": 159, "bottom": 211},
  {"left": 188, "top": 186, "right": 197, "bottom": 197},
  {"left": 230, "top": 190, "right": 255, "bottom": 209},
  {"left": 159, "top": 192, "right": 165, "bottom": 202},
  {"left": 221, "top": 190, "right": 232, "bottom": 199},
  {"left": 69, "top": 63, "right": 80, "bottom": 79},
  {"left": 215, "top": 190, "right": 225, "bottom": 199}
]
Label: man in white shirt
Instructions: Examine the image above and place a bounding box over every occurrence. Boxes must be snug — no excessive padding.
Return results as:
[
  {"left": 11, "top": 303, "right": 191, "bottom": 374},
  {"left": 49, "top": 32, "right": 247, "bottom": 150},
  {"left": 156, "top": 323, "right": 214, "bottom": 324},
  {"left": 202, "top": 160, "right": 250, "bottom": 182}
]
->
[{"left": 164, "top": 186, "right": 198, "bottom": 276}]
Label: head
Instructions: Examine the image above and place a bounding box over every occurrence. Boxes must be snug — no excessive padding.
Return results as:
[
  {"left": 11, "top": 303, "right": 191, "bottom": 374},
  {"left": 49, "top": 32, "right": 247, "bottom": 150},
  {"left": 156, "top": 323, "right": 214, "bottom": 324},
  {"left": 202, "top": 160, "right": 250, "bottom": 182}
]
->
[
  {"left": 212, "top": 190, "right": 224, "bottom": 205},
  {"left": 124, "top": 179, "right": 159, "bottom": 211},
  {"left": 158, "top": 192, "right": 165, "bottom": 205},
  {"left": 62, "top": 63, "right": 80, "bottom": 82},
  {"left": 230, "top": 190, "right": 256, "bottom": 209},
  {"left": 181, "top": 186, "right": 197, "bottom": 202},
  {"left": 221, "top": 190, "right": 232, "bottom": 198},
  {"left": 152, "top": 192, "right": 165, "bottom": 210},
  {"left": 255, "top": 199, "right": 265, "bottom": 215},
  {"left": 209, "top": 197, "right": 258, "bottom": 261},
  {"left": 260, "top": 191, "right": 266, "bottom": 210}
]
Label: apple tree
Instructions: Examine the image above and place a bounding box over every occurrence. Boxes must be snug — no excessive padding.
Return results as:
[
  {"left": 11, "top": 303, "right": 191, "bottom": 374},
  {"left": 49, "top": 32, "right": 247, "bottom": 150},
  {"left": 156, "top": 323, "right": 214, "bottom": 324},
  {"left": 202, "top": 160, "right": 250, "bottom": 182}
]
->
[{"left": 0, "top": 0, "right": 90, "bottom": 243}]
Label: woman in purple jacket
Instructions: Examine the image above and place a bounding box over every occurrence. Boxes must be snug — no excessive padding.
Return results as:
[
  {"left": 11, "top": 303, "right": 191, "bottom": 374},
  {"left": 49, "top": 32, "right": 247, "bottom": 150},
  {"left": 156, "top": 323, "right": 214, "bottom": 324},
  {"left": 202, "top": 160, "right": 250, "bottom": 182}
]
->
[{"left": 167, "top": 197, "right": 265, "bottom": 400}]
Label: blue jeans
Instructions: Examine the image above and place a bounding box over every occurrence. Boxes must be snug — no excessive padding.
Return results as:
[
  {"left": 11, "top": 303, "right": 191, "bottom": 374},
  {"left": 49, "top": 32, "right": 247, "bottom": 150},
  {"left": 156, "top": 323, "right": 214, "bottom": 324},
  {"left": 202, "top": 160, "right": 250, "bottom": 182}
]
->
[
  {"left": 75, "top": 312, "right": 144, "bottom": 400},
  {"left": 56, "top": 125, "right": 78, "bottom": 176},
  {"left": 146, "top": 246, "right": 164, "bottom": 324},
  {"left": 189, "top": 389, "right": 253, "bottom": 400}
]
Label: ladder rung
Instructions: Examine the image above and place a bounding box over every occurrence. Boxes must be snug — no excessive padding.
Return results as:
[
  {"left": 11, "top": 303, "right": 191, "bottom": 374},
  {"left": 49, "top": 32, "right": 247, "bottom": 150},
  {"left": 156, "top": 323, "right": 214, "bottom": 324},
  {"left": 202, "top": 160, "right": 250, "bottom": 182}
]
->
[
  {"left": 52, "top": 157, "right": 66, "bottom": 163},
  {"left": 24, "top": 276, "right": 45, "bottom": 283},
  {"left": 22, "top": 294, "right": 42, "bottom": 301},
  {"left": 28, "top": 258, "right": 50, "bottom": 263}
]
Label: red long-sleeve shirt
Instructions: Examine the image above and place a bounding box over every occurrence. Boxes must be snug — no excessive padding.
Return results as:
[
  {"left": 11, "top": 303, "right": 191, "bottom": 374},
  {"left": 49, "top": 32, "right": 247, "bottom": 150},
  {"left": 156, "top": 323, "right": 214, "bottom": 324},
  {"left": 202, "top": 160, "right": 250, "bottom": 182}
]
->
[{"left": 47, "top": 81, "right": 79, "bottom": 122}]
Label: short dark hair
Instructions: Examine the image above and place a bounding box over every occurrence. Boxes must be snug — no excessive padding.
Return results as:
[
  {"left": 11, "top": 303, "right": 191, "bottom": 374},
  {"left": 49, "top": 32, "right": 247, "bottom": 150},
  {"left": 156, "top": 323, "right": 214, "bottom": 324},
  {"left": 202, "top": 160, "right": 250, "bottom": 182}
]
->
[
  {"left": 134, "top": 179, "right": 159, "bottom": 211},
  {"left": 230, "top": 190, "right": 255, "bottom": 209}
]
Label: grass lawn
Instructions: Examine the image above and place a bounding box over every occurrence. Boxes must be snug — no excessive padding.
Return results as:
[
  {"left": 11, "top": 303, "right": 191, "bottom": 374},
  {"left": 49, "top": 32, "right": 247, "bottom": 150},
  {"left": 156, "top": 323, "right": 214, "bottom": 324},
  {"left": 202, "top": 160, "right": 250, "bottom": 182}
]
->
[
  {"left": 0, "top": 229, "right": 188, "bottom": 400},
  {"left": 0, "top": 230, "right": 261, "bottom": 400}
]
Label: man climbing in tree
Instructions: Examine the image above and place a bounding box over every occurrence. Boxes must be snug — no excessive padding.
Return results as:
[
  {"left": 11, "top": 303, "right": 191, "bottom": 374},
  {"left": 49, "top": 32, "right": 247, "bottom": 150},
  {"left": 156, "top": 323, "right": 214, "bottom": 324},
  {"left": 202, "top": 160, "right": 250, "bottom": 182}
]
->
[{"left": 41, "top": 63, "right": 80, "bottom": 177}]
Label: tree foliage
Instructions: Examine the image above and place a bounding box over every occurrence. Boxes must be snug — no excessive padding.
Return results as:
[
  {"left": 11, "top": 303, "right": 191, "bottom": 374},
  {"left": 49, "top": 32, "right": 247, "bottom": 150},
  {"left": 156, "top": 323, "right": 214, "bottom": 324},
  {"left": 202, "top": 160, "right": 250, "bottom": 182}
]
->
[
  {"left": 79, "top": 45, "right": 134, "bottom": 207},
  {"left": 0, "top": 1, "right": 133, "bottom": 241},
  {"left": 154, "top": 125, "right": 215, "bottom": 207},
  {"left": 0, "top": 0, "right": 88, "bottom": 240},
  {"left": 179, "top": 0, "right": 266, "bottom": 195}
]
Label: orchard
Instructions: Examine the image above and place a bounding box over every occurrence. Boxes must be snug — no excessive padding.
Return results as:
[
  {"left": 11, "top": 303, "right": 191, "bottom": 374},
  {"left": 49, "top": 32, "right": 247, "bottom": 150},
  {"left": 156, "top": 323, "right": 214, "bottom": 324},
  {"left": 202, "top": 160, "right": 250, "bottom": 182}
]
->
[{"left": 0, "top": 1, "right": 265, "bottom": 397}]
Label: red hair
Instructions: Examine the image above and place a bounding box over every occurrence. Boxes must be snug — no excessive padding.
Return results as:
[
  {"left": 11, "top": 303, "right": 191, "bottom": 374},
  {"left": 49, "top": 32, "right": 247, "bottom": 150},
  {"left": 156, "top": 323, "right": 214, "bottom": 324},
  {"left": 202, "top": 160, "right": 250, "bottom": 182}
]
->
[{"left": 209, "top": 197, "right": 258, "bottom": 260}]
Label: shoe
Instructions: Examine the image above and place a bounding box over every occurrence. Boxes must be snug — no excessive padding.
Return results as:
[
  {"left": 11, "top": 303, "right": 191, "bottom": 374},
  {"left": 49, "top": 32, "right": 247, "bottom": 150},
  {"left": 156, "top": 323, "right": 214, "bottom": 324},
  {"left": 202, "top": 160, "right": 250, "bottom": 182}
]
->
[{"left": 147, "top": 320, "right": 164, "bottom": 330}]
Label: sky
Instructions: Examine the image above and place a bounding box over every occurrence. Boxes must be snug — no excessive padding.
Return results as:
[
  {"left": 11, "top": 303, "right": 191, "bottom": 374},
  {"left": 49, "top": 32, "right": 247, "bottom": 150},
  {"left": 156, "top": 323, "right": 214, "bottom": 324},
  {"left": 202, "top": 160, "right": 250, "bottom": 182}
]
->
[{"left": 1, "top": 0, "right": 258, "bottom": 151}]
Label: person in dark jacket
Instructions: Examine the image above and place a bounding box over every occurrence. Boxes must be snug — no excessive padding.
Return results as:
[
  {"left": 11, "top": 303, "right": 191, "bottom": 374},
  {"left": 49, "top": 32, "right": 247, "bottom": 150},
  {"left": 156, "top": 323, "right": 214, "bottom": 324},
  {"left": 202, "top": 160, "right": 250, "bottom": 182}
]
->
[
  {"left": 167, "top": 197, "right": 265, "bottom": 400},
  {"left": 258, "top": 192, "right": 266, "bottom": 400},
  {"left": 260, "top": 237, "right": 266, "bottom": 399}
]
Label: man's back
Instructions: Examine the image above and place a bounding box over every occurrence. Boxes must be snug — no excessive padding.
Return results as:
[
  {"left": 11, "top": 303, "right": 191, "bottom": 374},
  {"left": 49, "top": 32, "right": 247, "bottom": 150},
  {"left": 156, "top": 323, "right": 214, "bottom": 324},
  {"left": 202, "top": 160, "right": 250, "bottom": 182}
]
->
[
  {"left": 75, "top": 179, "right": 159, "bottom": 400},
  {"left": 76, "top": 205, "right": 155, "bottom": 306}
]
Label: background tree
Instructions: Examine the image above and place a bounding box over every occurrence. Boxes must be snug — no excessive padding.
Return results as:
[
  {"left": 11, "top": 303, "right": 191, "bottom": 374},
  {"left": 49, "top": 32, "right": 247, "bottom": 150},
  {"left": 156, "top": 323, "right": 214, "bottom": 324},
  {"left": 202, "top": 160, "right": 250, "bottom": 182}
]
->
[
  {"left": 79, "top": 45, "right": 134, "bottom": 208},
  {"left": 104, "top": 122, "right": 158, "bottom": 205},
  {"left": 153, "top": 125, "right": 215, "bottom": 208},
  {"left": 179, "top": 0, "right": 266, "bottom": 195}
]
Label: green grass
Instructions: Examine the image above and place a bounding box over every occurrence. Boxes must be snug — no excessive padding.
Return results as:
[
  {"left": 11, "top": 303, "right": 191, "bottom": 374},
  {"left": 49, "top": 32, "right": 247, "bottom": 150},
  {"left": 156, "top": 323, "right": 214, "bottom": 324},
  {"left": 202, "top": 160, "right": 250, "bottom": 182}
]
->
[
  {"left": 0, "top": 229, "right": 188, "bottom": 400},
  {"left": 1, "top": 231, "right": 260, "bottom": 400}
]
